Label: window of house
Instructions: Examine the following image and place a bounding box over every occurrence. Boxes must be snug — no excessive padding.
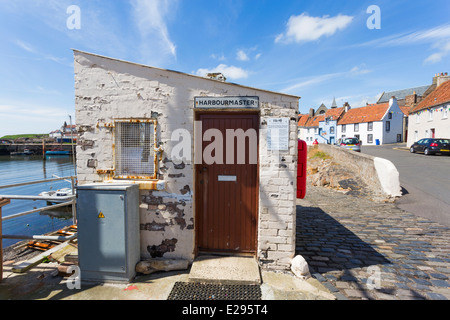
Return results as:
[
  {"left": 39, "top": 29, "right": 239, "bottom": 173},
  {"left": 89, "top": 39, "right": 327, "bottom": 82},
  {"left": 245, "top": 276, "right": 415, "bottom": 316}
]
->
[
  {"left": 314, "top": 128, "right": 318, "bottom": 134},
  {"left": 330, "top": 126, "right": 335, "bottom": 134},
  {"left": 386, "top": 121, "right": 390, "bottom": 132},
  {"left": 342, "top": 124, "right": 346, "bottom": 133},
  {"left": 429, "top": 109, "right": 434, "bottom": 121},
  {"left": 354, "top": 123, "right": 359, "bottom": 132},
  {"left": 416, "top": 113, "right": 420, "bottom": 123},
  {"left": 367, "top": 122, "right": 373, "bottom": 131},
  {"left": 367, "top": 134, "right": 373, "bottom": 144},
  {"left": 397, "top": 134, "right": 402, "bottom": 142},
  {"left": 443, "top": 107, "right": 448, "bottom": 119},
  {"left": 114, "top": 119, "right": 158, "bottom": 180},
  {"left": 388, "top": 112, "right": 392, "bottom": 119}
]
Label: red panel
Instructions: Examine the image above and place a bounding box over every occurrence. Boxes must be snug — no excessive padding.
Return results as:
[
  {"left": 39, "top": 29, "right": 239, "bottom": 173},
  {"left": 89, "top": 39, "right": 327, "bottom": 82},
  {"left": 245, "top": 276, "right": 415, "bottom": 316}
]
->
[{"left": 297, "top": 139, "right": 307, "bottom": 199}]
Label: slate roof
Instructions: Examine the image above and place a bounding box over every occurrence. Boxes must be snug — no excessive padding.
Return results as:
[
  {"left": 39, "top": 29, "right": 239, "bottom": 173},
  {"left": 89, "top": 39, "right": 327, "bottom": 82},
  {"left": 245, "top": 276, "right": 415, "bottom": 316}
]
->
[
  {"left": 410, "top": 80, "right": 450, "bottom": 114},
  {"left": 377, "top": 85, "right": 430, "bottom": 103},
  {"left": 338, "top": 103, "right": 390, "bottom": 125}
]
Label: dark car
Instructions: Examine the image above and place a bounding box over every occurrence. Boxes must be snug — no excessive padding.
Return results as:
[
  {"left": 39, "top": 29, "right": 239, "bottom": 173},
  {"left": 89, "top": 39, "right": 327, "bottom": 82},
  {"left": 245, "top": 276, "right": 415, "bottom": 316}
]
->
[
  {"left": 338, "top": 137, "right": 361, "bottom": 152},
  {"left": 410, "top": 138, "right": 450, "bottom": 155}
]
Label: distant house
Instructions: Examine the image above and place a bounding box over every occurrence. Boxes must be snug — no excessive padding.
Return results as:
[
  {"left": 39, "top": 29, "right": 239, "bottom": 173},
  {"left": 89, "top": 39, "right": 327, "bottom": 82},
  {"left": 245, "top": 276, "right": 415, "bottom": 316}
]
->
[
  {"left": 337, "top": 97, "right": 403, "bottom": 145},
  {"left": 316, "top": 106, "right": 346, "bottom": 145},
  {"left": 298, "top": 103, "right": 346, "bottom": 145},
  {"left": 407, "top": 74, "right": 450, "bottom": 143},
  {"left": 297, "top": 114, "right": 310, "bottom": 141},
  {"left": 50, "top": 123, "right": 78, "bottom": 143}
]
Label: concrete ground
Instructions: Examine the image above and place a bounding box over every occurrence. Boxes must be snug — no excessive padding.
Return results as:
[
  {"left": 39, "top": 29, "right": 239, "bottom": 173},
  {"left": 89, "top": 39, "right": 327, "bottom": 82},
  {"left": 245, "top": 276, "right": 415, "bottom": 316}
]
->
[{"left": 0, "top": 244, "right": 335, "bottom": 300}]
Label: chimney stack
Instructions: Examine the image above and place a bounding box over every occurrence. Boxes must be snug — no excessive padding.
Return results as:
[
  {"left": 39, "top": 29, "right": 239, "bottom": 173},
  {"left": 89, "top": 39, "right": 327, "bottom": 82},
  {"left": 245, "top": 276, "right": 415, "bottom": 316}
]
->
[
  {"left": 343, "top": 102, "right": 351, "bottom": 112},
  {"left": 309, "top": 108, "right": 315, "bottom": 117}
]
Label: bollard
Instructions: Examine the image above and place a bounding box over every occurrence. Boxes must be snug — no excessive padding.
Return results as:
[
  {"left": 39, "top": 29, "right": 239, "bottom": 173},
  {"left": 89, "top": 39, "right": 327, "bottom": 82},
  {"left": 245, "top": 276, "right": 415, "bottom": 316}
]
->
[{"left": 0, "top": 198, "right": 11, "bottom": 282}]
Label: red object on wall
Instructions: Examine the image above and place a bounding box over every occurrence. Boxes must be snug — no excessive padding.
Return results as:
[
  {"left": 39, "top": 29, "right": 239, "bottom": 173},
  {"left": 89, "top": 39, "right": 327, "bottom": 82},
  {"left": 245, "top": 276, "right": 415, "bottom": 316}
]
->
[{"left": 297, "top": 139, "right": 307, "bottom": 199}]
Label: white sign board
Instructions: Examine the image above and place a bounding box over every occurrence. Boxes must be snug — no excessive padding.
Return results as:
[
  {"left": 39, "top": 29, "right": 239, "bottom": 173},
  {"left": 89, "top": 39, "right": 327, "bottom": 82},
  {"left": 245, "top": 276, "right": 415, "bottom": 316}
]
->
[
  {"left": 195, "top": 96, "right": 259, "bottom": 109},
  {"left": 267, "top": 118, "right": 289, "bottom": 151}
]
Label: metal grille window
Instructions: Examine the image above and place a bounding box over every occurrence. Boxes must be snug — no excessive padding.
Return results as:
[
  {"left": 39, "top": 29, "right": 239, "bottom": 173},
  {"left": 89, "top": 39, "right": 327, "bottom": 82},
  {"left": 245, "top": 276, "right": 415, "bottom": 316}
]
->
[{"left": 114, "top": 120, "right": 157, "bottom": 179}]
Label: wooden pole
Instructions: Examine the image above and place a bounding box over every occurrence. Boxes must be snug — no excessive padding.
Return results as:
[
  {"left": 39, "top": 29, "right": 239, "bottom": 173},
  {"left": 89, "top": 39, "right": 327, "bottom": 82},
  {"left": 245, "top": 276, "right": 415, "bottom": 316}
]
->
[{"left": 0, "top": 198, "right": 11, "bottom": 282}]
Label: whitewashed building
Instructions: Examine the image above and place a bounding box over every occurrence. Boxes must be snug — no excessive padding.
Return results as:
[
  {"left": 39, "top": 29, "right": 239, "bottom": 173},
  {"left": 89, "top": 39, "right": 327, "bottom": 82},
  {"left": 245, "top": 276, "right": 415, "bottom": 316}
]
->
[
  {"left": 337, "top": 98, "right": 403, "bottom": 145},
  {"left": 407, "top": 75, "right": 450, "bottom": 142},
  {"left": 74, "top": 50, "right": 300, "bottom": 271}
]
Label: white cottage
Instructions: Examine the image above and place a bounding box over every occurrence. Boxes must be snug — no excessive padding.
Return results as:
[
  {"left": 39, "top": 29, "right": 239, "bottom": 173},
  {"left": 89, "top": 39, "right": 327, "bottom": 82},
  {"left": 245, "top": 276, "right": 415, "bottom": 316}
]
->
[
  {"left": 407, "top": 77, "right": 450, "bottom": 143},
  {"left": 73, "top": 50, "right": 300, "bottom": 271},
  {"left": 337, "top": 98, "right": 403, "bottom": 145}
]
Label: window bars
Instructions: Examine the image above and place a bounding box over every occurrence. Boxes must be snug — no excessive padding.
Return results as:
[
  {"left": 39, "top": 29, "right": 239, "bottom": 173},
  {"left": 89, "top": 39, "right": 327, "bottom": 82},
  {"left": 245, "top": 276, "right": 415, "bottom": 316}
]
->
[{"left": 114, "top": 120, "right": 157, "bottom": 180}]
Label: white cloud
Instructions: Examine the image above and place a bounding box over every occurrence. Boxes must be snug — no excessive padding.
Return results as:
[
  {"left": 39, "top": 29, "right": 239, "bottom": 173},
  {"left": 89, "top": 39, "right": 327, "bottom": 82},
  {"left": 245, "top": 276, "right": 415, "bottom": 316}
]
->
[
  {"left": 210, "top": 53, "right": 226, "bottom": 61},
  {"left": 276, "top": 13, "right": 353, "bottom": 44},
  {"left": 15, "top": 40, "right": 37, "bottom": 53},
  {"left": 196, "top": 64, "right": 249, "bottom": 80},
  {"left": 425, "top": 40, "right": 450, "bottom": 64},
  {"left": 131, "top": 0, "right": 177, "bottom": 64},
  {"left": 282, "top": 65, "right": 371, "bottom": 93},
  {"left": 236, "top": 50, "right": 250, "bottom": 61},
  {"left": 356, "top": 23, "right": 450, "bottom": 65}
]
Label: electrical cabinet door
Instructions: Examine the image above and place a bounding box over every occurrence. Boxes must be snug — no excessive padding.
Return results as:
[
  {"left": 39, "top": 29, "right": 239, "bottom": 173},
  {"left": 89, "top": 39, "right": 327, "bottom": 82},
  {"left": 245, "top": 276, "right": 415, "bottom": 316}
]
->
[{"left": 76, "top": 184, "right": 139, "bottom": 282}]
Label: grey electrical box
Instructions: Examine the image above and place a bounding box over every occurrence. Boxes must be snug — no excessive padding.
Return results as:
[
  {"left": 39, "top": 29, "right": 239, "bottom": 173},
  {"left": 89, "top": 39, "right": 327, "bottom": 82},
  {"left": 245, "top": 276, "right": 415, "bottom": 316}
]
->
[{"left": 76, "top": 184, "right": 140, "bottom": 283}]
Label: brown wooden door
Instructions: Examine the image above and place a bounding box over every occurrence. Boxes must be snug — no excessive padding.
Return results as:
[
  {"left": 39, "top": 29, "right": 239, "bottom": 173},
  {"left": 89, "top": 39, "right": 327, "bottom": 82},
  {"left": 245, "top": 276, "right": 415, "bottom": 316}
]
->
[{"left": 196, "top": 113, "right": 259, "bottom": 254}]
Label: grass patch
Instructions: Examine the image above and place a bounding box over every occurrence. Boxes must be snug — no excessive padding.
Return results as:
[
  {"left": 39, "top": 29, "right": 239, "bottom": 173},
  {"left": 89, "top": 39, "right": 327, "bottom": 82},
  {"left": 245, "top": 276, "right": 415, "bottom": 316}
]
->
[
  {"left": 1, "top": 134, "right": 49, "bottom": 140},
  {"left": 308, "top": 148, "right": 331, "bottom": 160}
]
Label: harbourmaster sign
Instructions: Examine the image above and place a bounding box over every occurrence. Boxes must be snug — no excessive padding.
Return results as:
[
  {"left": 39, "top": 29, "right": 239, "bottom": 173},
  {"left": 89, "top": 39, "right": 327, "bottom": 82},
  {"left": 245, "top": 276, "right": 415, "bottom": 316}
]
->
[{"left": 195, "top": 96, "right": 259, "bottom": 109}]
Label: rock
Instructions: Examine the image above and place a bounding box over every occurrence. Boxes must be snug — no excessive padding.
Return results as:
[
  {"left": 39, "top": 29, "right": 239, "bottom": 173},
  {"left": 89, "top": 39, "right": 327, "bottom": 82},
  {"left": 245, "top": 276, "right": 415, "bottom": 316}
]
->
[
  {"left": 291, "top": 255, "right": 310, "bottom": 279},
  {"left": 136, "top": 259, "right": 189, "bottom": 275}
]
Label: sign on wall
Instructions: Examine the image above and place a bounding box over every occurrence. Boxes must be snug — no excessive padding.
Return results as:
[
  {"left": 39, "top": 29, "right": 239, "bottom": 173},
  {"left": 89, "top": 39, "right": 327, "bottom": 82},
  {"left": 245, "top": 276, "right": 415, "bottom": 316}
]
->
[
  {"left": 195, "top": 96, "right": 259, "bottom": 109},
  {"left": 267, "top": 118, "right": 289, "bottom": 151}
]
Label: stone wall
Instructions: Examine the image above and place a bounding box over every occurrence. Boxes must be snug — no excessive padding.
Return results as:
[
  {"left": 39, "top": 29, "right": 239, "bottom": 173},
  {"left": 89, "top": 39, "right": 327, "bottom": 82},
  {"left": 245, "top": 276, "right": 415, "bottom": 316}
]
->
[
  {"left": 74, "top": 50, "right": 299, "bottom": 270},
  {"left": 313, "top": 144, "right": 401, "bottom": 199}
]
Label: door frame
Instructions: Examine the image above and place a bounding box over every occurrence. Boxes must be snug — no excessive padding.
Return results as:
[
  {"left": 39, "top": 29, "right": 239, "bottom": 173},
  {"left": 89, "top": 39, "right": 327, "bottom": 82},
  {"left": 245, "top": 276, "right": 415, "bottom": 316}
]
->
[{"left": 193, "top": 109, "right": 260, "bottom": 257}]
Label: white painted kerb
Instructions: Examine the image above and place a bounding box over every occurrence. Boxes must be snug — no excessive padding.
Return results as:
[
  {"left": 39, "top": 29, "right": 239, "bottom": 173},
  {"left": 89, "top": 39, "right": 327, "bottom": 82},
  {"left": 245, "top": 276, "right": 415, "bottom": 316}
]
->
[{"left": 373, "top": 157, "right": 402, "bottom": 197}]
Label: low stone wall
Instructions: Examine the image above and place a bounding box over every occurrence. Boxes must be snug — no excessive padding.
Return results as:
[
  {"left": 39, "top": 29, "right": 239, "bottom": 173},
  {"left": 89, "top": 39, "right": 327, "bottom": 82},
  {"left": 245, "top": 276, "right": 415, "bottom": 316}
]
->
[{"left": 313, "top": 144, "right": 401, "bottom": 199}]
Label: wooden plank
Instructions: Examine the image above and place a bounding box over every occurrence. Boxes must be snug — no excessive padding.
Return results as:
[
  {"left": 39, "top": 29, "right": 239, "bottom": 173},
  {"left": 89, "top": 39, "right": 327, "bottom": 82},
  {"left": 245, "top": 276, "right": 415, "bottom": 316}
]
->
[{"left": 11, "top": 241, "right": 70, "bottom": 273}]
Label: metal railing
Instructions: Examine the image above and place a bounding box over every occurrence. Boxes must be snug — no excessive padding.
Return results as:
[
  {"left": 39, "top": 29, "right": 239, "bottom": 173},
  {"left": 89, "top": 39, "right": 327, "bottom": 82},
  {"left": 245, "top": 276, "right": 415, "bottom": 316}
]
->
[{"left": 0, "top": 176, "right": 77, "bottom": 241}]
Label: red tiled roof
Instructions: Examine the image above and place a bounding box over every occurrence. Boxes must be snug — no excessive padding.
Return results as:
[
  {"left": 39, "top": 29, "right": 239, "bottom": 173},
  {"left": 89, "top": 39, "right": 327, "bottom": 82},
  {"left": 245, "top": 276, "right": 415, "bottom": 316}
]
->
[
  {"left": 324, "top": 107, "right": 345, "bottom": 120},
  {"left": 306, "top": 115, "right": 325, "bottom": 127},
  {"left": 410, "top": 80, "right": 450, "bottom": 114},
  {"left": 338, "top": 103, "right": 389, "bottom": 125},
  {"left": 399, "top": 106, "right": 411, "bottom": 116},
  {"left": 297, "top": 114, "right": 309, "bottom": 126}
]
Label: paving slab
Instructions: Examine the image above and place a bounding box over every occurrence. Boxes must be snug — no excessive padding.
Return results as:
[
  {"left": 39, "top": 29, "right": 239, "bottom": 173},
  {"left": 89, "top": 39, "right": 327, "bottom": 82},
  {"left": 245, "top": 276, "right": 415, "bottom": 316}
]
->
[{"left": 188, "top": 255, "right": 261, "bottom": 285}]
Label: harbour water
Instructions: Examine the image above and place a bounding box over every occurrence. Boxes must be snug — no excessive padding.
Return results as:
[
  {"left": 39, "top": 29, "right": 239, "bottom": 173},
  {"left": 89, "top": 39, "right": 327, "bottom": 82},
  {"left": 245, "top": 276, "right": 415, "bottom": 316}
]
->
[{"left": 0, "top": 154, "right": 75, "bottom": 248}]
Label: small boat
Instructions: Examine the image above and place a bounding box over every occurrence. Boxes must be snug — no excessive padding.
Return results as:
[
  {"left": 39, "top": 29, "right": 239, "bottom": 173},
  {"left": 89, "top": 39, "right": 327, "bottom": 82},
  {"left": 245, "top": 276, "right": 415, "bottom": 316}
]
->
[
  {"left": 39, "top": 188, "right": 76, "bottom": 205},
  {"left": 45, "top": 149, "right": 70, "bottom": 155},
  {"left": 45, "top": 148, "right": 70, "bottom": 155},
  {"left": 11, "top": 149, "right": 33, "bottom": 156}
]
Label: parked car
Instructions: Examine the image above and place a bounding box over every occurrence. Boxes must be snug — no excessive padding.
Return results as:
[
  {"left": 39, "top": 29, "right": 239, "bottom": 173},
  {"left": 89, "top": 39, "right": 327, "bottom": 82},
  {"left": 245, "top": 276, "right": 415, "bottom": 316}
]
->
[
  {"left": 410, "top": 138, "right": 450, "bottom": 156},
  {"left": 339, "top": 137, "right": 361, "bottom": 152}
]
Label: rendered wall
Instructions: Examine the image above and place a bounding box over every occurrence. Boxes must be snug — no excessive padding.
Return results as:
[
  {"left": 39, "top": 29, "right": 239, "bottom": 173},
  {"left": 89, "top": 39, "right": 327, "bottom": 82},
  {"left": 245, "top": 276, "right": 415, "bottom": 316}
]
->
[{"left": 74, "top": 50, "right": 299, "bottom": 270}]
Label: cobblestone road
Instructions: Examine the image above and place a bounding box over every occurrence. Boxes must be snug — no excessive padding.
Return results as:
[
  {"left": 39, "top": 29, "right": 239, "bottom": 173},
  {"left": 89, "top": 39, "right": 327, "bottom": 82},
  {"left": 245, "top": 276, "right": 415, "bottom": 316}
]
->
[{"left": 296, "top": 186, "right": 450, "bottom": 300}]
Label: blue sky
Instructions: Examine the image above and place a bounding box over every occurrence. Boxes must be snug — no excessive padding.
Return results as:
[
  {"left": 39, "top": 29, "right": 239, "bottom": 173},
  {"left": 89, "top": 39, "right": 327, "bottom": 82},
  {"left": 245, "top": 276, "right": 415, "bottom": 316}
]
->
[{"left": 0, "top": 0, "right": 449, "bottom": 137}]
